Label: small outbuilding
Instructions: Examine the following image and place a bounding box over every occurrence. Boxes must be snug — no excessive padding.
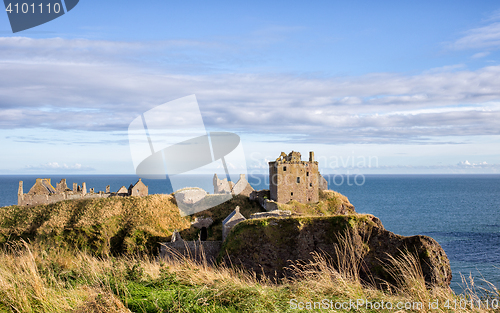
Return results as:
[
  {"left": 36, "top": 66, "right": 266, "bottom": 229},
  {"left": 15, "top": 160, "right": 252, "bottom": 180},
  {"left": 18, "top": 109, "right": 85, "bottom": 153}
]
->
[{"left": 222, "top": 206, "right": 246, "bottom": 241}]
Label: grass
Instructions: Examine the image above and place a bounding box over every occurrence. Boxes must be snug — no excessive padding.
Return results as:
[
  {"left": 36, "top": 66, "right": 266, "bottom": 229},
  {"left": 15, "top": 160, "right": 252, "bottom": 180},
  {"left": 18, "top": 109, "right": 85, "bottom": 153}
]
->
[
  {"left": 0, "top": 240, "right": 498, "bottom": 312},
  {"left": 275, "top": 190, "right": 356, "bottom": 216},
  {"left": 0, "top": 195, "right": 191, "bottom": 256},
  {"left": 0, "top": 194, "right": 264, "bottom": 254},
  {"left": 0, "top": 190, "right": 354, "bottom": 250},
  {"left": 0, "top": 194, "right": 498, "bottom": 312}
]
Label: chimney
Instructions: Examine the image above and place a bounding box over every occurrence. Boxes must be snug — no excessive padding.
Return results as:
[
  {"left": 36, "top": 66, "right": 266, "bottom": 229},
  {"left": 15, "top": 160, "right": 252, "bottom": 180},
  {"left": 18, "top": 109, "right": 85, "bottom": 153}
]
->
[
  {"left": 82, "top": 182, "right": 87, "bottom": 195},
  {"left": 18, "top": 181, "right": 23, "bottom": 195},
  {"left": 106, "top": 185, "right": 110, "bottom": 193},
  {"left": 73, "top": 183, "right": 77, "bottom": 192},
  {"left": 309, "top": 151, "right": 314, "bottom": 162}
]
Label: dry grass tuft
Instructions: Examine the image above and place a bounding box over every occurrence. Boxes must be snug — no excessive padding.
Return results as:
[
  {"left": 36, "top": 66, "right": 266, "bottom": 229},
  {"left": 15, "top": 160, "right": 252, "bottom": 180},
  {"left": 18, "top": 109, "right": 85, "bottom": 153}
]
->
[{"left": 0, "top": 238, "right": 498, "bottom": 312}]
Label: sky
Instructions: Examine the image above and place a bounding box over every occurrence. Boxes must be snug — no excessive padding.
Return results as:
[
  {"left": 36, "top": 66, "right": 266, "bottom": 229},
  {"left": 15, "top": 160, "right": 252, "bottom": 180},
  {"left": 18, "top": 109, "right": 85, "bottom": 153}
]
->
[{"left": 1, "top": 0, "right": 500, "bottom": 175}]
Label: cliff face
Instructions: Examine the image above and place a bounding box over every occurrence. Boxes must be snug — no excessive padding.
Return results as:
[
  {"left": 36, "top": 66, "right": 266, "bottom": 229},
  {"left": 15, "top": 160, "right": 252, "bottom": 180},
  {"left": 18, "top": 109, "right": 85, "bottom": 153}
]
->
[{"left": 220, "top": 215, "right": 452, "bottom": 288}]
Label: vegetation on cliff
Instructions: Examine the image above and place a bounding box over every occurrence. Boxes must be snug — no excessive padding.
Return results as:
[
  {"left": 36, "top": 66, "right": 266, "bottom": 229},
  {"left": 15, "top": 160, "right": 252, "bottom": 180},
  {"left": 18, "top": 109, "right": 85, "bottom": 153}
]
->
[
  {"left": 0, "top": 194, "right": 190, "bottom": 255},
  {"left": 179, "top": 194, "right": 264, "bottom": 241},
  {"left": 275, "top": 190, "right": 356, "bottom": 215},
  {"left": 220, "top": 214, "right": 452, "bottom": 289},
  {"left": 0, "top": 189, "right": 353, "bottom": 250},
  {"left": 0, "top": 240, "right": 498, "bottom": 312}
]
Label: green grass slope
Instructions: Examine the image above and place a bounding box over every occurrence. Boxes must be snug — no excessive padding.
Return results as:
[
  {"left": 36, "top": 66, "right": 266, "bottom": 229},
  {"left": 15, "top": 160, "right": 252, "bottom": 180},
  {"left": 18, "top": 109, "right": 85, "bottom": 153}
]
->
[
  {"left": 0, "top": 193, "right": 266, "bottom": 254},
  {"left": 0, "top": 194, "right": 190, "bottom": 255}
]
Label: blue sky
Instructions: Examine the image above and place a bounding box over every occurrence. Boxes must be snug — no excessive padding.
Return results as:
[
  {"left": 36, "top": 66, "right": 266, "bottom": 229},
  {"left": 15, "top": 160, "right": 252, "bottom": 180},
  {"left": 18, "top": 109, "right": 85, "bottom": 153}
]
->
[{"left": 1, "top": 0, "right": 500, "bottom": 174}]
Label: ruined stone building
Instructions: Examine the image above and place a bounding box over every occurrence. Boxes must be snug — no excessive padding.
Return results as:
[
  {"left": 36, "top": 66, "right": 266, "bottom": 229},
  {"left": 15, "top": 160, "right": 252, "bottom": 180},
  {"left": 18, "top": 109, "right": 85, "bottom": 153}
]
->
[
  {"left": 213, "top": 174, "right": 254, "bottom": 196},
  {"left": 222, "top": 206, "right": 246, "bottom": 241},
  {"left": 269, "top": 151, "right": 328, "bottom": 204},
  {"left": 128, "top": 178, "right": 148, "bottom": 196},
  {"left": 18, "top": 178, "right": 148, "bottom": 206}
]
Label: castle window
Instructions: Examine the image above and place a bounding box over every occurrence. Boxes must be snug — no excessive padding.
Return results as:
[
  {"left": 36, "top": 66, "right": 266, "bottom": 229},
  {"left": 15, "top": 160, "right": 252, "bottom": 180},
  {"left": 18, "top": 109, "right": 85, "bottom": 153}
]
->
[
  {"left": 297, "top": 177, "right": 300, "bottom": 183},
  {"left": 283, "top": 166, "right": 287, "bottom": 171},
  {"left": 306, "top": 172, "right": 309, "bottom": 176},
  {"left": 310, "top": 183, "right": 312, "bottom": 187},
  {"left": 291, "top": 192, "right": 293, "bottom": 196}
]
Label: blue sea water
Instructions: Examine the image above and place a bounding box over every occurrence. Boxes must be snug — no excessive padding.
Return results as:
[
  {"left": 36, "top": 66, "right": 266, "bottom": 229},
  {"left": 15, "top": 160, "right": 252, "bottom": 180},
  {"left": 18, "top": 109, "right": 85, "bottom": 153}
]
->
[{"left": 1, "top": 174, "right": 499, "bottom": 293}]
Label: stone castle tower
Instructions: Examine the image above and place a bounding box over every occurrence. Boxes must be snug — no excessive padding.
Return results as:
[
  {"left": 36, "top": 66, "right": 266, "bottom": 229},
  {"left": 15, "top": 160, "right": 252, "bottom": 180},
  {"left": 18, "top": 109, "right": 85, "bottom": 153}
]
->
[{"left": 269, "top": 151, "right": 327, "bottom": 204}]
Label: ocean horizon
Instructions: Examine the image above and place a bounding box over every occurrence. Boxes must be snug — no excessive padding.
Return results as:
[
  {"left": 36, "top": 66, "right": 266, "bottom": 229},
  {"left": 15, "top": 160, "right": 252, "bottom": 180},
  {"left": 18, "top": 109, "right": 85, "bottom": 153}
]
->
[{"left": 1, "top": 173, "right": 499, "bottom": 293}]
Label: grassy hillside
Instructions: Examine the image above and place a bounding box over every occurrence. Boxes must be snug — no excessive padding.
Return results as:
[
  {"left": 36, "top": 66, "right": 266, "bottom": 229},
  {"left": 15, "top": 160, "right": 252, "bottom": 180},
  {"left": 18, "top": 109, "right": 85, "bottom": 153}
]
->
[
  {"left": 0, "top": 194, "right": 190, "bottom": 255},
  {"left": 0, "top": 192, "right": 498, "bottom": 312},
  {"left": 0, "top": 189, "right": 354, "bottom": 252},
  {"left": 0, "top": 193, "right": 267, "bottom": 254}
]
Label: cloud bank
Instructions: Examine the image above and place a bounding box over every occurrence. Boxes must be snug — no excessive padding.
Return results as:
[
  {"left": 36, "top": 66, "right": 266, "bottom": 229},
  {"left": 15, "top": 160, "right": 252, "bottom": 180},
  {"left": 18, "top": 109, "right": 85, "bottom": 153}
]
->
[
  {"left": 1, "top": 37, "right": 500, "bottom": 145},
  {"left": 24, "top": 162, "right": 95, "bottom": 172}
]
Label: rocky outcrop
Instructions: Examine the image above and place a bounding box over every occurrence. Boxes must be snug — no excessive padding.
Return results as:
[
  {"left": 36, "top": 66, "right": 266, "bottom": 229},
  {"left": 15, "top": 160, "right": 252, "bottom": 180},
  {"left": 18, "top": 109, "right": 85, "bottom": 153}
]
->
[
  {"left": 250, "top": 210, "right": 291, "bottom": 219},
  {"left": 191, "top": 217, "right": 214, "bottom": 229},
  {"left": 220, "top": 215, "right": 451, "bottom": 289}
]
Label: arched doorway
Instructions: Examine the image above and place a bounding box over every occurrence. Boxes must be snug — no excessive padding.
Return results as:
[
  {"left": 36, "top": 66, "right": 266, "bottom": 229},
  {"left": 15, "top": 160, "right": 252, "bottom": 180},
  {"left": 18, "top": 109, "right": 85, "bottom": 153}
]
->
[{"left": 200, "top": 227, "right": 208, "bottom": 241}]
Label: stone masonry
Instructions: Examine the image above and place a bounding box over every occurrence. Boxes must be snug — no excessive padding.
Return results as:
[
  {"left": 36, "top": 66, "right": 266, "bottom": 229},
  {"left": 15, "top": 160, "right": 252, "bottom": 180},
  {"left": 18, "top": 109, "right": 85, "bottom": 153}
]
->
[
  {"left": 18, "top": 178, "right": 148, "bottom": 206},
  {"left": 269, "top": 151, "right": 327, "bottom": 204},
  {"left": 213, "top": 174, "right": 254, "bottom": 196}
]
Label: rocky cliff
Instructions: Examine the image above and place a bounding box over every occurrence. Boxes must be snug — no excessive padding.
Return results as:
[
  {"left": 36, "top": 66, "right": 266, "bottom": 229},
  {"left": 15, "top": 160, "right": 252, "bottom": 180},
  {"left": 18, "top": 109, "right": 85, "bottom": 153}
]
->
[{"left": 220, "top": 214, "right": 452, "bottom": 288}]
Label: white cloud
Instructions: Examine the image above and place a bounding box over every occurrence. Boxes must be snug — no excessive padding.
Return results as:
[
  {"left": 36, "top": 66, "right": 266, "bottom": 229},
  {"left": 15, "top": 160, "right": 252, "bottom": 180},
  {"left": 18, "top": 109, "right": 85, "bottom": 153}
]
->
[
  {"left": 1, "top": 37, "right": 500, "bottom": 145},
  {"left": 450, "top": 20, "right": 500, "bottom": 50},
  {"left": 472, "top": 51, "right": 490, "bottom": 59},
  {"left": 423, "top": 64, "right": 466, "bottom": 73},
  {"left": 24, "top": 162, "right": 95, "bottom": 171},
  {"left": 457, "top": 160, "right": 490, "bottom": 167}
]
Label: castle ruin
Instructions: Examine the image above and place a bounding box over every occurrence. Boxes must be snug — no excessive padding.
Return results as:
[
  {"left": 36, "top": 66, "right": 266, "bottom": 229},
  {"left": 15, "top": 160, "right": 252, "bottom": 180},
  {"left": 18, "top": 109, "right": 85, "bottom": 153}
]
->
[
  {"left": 269, "top": 151, "right": 327, "bottom": 204},
  {"left": 18, "top": 178, "right": 148, "bottom": 206},
  {"left": 213, "top": 174, "right": 254, "bottom": 196}
]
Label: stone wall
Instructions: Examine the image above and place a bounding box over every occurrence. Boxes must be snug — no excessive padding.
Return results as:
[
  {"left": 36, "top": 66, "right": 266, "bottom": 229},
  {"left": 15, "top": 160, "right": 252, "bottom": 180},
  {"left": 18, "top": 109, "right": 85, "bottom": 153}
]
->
[
  {"left": 160, "top": 240, "right": 223, "bottom": 264},
  {"left": 213, "top": 174, "right": 254, "bottom": 196},
  {"left": 319, "top": 174, "right": 328, "bottom": 190},
  {"left": 18, "top": 191, "right": 112, "bottom": 206}
]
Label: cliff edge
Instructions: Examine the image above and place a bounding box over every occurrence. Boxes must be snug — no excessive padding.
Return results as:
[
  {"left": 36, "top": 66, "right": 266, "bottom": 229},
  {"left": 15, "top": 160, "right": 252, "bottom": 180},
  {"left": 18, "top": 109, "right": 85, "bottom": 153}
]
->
[{"left": 220, "top": 214, "right": 452, "bottom": 289}]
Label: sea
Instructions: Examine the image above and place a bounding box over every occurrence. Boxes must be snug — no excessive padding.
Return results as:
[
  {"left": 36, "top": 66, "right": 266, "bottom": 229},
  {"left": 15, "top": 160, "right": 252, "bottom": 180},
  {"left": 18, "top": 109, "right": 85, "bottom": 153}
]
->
[{"left": 1, "top": 174, "right": 498, "bottom": 294}]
